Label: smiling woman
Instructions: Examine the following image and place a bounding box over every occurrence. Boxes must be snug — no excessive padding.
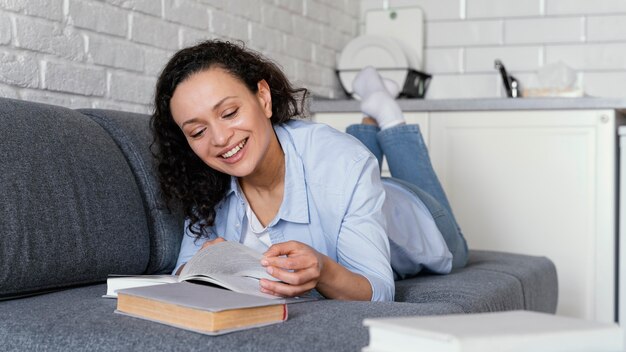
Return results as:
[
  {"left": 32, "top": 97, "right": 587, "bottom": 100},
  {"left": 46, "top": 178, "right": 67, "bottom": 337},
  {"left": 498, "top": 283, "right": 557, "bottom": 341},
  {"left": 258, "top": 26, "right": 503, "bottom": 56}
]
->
[
  {"left": 152, "top": 41, "right": 304, "bottom": 242},
  {"left": 151, "top": 40, "right": 393, "bottom": 301},
  {"left": 151, "top": 40, "right": 468, "bottom": 302},
  {"left": 171, "top": 68, "right": 286, "bottom": 246}
]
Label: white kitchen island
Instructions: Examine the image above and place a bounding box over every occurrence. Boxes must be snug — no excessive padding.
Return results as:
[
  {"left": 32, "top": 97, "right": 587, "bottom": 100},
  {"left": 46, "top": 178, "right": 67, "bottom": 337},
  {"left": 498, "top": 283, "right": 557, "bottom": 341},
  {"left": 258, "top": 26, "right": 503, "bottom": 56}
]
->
[{"left": 311, "top": 97, "right": 626, "bottom": 325}]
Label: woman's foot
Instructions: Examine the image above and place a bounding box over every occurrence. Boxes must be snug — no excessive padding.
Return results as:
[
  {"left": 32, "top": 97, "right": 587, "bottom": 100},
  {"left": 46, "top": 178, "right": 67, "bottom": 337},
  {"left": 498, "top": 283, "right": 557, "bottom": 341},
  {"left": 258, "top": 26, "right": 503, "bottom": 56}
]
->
[
  {"left": 361, "top": 116, "right": 378, "bottom": 126},
  {"left": 352, "top": 66, "right": 405, "bottom": 130},
  {"left": 352, "top": 66, "right": 386, "bottom": 98},
  {"left": 382, "top": 78, "right": 401, "bottom": 98}
]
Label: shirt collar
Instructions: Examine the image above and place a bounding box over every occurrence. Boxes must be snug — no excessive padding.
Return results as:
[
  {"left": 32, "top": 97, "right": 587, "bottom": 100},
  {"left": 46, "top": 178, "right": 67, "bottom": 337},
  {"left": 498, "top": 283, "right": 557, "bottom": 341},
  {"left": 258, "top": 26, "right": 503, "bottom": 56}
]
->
[
  {"left": 226, "top": 176, "right": 238, "bottom": 198},
  {"left": 224, "top": 123, "right": 310, "bottom": 224}
]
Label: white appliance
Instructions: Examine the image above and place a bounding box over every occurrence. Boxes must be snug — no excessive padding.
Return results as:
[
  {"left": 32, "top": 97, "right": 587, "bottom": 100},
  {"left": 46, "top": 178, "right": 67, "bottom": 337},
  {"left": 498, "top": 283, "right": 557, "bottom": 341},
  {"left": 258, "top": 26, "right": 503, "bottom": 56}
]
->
[
  {"left": 364, "top": 6, "right": 424, "bottom": 71},
  {"left": 336, "top": 6, "right": 429, "bottom": 99}
]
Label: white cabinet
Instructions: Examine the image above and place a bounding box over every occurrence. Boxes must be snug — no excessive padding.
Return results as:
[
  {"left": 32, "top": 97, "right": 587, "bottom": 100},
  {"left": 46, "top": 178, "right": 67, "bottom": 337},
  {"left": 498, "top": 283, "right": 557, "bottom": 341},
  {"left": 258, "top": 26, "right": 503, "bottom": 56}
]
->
[
  {"left": 314, "top": 109, "right": 623, "bottom": 322},
  {"left": 429, "top": 110, "right": 619, "bottom": 322}
]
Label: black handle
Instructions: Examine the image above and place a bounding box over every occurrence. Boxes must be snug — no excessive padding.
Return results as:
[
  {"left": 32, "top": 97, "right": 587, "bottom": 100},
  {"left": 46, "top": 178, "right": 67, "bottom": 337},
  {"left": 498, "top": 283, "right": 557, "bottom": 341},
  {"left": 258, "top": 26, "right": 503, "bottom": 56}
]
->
[{"left": 494, "top": 59, "right": 513, "bottom": 97}]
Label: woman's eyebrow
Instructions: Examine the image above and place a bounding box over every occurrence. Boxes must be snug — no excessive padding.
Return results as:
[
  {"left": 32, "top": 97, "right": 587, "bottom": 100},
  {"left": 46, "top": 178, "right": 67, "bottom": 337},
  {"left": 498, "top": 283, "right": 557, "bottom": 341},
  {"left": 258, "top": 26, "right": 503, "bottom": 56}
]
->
[
  {"left": 211, "top": 96, "right": 237, "bottom": 111},
  {"left": 181, "top": 118, "right": 202, "bottom": 128},
  {"left": 180, "top": 96, "right": 238, "bottom": 128}
]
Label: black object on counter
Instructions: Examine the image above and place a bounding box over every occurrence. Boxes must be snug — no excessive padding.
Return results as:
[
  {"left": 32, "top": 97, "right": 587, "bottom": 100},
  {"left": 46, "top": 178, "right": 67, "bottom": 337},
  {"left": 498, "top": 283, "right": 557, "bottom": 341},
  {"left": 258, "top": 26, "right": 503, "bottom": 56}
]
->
[
  {"left": 495, "top": 59, "right": 521, "bottom": 98},
  {"left": 336, "top": 68, "right": 432, "bottom": 99}
]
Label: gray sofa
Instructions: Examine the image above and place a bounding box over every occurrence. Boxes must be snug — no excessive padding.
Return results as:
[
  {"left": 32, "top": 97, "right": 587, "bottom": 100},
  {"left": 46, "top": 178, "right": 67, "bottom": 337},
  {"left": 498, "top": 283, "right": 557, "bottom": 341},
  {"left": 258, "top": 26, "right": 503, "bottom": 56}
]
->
[{"left": 0, "top": 97, "right": 558, "bottom": 351}]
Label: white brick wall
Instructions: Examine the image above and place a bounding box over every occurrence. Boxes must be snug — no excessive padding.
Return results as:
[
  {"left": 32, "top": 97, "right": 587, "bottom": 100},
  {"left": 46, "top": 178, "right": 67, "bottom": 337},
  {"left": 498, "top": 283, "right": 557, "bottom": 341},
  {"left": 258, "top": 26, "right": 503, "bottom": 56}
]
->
[
  {"left": 0, "top": 50, "right": 38, "bottom": 87},
  {"left": 362, "top": 0, "right": 626, "bottom": 98},
  {"left": 505, "top": 17, "right": 585, "bottom": 44},
  {"left": 427, "top": 20, "right": 503, "bottom": 47},
  {"left": 0, "top": 12, "right": 11, "bottom": 44},
  {"left": 467, "top": 0, "right": 541, "bottom": 18},
  {"left": 0, "top": 0, "right": 359, "bottom": 112},
  {"left": 45, "top": 60, "right": 106, "bottom": 96},
  {"left": 69, "top": 0, "right": 129, "bottom": 37},
  {"left": 424, "top": 48, "right": 461, "bottom": 74}
]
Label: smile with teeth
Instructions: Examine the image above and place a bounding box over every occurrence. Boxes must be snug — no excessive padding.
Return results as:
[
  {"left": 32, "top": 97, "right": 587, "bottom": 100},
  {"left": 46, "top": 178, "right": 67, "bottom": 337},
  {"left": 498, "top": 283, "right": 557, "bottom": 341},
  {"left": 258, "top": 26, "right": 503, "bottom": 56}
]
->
[{"left": 221, "top": 138, "right": 248, "bottom": 159}]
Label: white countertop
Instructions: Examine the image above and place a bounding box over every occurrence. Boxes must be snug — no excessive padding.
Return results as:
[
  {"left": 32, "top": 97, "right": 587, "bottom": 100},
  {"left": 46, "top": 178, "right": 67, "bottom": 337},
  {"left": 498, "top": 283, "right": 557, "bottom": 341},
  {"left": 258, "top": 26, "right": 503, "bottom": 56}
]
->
[{"left": 310, "top": 97, "right": 626, "bottom": 113}]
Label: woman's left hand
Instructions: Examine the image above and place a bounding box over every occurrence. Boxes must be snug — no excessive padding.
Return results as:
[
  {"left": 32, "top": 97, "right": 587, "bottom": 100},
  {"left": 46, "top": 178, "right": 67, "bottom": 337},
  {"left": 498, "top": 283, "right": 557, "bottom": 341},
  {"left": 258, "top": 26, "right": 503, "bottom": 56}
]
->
[{"left": 259, "top": 240, "right": 327, "bottom": 297}]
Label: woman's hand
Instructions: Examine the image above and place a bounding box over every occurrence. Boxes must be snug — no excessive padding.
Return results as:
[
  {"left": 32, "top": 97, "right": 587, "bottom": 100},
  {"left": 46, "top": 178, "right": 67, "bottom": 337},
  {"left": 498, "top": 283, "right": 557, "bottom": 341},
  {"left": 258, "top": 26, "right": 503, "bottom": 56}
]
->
[
  {"left": 200, "top": 237, "right": 226, "bottom": 250},
  {"left": 259, "top": 241, "right": 327, "bottom": 298}
]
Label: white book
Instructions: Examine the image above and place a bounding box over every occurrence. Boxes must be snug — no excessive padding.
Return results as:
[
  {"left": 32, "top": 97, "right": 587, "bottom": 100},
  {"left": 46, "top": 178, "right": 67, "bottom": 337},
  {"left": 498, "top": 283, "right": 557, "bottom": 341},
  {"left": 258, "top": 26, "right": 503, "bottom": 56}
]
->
[
  {"left": 363, "top": 310, "right": 623, "bottom": 352},
  {"left": 104, "top": 275, "right": 179, "bottom": 298}
]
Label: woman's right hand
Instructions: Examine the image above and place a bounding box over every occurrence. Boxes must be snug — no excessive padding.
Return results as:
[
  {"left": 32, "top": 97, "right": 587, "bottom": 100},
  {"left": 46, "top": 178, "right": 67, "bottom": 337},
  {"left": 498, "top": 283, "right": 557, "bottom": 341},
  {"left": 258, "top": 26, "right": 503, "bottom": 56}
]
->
[{"left": 201, "top": 237, "right": 226, "bottom": 250}]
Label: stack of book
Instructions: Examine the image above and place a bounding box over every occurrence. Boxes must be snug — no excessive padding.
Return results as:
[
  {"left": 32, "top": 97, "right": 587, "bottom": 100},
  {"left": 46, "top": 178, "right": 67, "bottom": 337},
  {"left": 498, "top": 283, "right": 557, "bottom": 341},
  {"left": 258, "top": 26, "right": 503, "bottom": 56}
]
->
[
  {"left": 108, "top": 241, "right": 290, "bottom": 335},
  {"left": 363, "top": 310, "right": 623, "bottom": 352}
]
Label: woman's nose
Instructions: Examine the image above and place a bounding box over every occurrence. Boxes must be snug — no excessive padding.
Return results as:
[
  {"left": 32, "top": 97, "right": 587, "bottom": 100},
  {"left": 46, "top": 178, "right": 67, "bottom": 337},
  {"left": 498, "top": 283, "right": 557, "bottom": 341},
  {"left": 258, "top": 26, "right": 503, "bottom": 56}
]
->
[{"left": 208, "top": 123, "right": 232, "bottom": 147}]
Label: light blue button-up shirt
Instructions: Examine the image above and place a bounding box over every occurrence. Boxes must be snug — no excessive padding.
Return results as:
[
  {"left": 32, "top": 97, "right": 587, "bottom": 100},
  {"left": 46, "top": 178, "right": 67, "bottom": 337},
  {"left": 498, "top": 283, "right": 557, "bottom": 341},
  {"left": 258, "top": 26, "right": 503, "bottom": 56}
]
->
[{"left": 173, "top": 119, "right": 395, "bottom": 301}]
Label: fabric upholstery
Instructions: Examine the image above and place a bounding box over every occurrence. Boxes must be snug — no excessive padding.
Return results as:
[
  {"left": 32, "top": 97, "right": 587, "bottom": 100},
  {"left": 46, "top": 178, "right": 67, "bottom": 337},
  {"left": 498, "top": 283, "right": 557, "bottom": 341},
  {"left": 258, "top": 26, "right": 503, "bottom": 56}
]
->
[
  {"left": 0, "top": 284, "right": 464, "bottom": 352},
  {"left": 0, "top": 98, "right": 150, "bottom": 300},
  {"left": 461, "top": 250, "right": 558, "bottom": 313},
  {"left": 79, "top": 109, "right": 184, "bottom": 275},
  {"left": 0, "top": 248, "right": 558, "bottom": 352},
  {"left": 395, "top": 250, "right": 558, "bottom": 313}
]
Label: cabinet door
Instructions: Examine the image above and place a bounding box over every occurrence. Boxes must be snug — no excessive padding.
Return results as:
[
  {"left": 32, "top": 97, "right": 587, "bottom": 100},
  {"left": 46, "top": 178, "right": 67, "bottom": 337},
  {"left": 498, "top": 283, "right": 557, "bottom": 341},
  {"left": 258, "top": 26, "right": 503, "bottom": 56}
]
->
[
  {"left": 312, "top": 112, "right": 429, "bottom": 177},
  {"left": 429, "top": 110, "right": 616, "bottom": 322}
]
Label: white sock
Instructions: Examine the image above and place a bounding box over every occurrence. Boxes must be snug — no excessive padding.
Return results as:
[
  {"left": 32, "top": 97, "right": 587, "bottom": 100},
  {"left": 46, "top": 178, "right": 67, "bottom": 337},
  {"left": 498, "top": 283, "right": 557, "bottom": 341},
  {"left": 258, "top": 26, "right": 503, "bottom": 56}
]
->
[
  {"left": 360, "top": 92, "right": 405, "bottom": 129},
  {"left": 352, "top": 66, "right": 405, "bottom": 130},
  {"left": 382, "top": 78, "right": 400, "bottom": 98}
]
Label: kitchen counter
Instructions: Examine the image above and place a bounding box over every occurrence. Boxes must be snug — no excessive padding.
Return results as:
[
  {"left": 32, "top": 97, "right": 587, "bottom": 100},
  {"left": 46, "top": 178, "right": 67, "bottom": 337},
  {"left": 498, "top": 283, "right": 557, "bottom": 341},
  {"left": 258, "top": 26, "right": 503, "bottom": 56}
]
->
[{"left": 310, "top": 97, "right": 626, "bottom": 113}]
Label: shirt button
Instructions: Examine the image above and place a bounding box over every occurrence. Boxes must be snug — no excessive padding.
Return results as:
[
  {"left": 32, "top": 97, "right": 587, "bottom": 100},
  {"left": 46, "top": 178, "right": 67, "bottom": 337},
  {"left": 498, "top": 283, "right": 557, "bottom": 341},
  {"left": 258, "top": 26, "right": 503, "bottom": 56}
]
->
[{"left": 235, "top": 223, "right": 240, "bottom": 228}]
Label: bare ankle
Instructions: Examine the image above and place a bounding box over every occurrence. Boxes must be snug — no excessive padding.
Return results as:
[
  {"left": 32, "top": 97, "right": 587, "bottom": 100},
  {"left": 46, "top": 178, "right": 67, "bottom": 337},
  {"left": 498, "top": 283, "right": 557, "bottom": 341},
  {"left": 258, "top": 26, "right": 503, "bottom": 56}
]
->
[{"left": 362, "top": 117, "right": 378, "bottom": 126}]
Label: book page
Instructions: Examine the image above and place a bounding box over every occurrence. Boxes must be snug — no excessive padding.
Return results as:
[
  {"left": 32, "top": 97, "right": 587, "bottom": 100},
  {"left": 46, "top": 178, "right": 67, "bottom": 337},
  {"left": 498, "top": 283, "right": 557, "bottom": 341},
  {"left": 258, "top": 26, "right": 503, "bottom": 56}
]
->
[
  {"left": 104, "top": 275, "right": 180, "bottom": 298},
  {"left": 186, "top": 275, "right": 278, "bottom": 299},
  {"left": 179, "top": 241, "right": 276, "bottom": 281}
]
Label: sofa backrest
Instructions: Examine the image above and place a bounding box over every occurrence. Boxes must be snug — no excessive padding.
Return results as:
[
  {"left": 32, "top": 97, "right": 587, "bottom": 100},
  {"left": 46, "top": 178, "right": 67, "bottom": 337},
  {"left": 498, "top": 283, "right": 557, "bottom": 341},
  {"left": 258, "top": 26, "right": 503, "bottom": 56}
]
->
[
  {"left": 79, "top": 108, "right": 183, "bottom": 275},
  {"left": 0, "top": 98, "right": 181, "bottom": 300}
]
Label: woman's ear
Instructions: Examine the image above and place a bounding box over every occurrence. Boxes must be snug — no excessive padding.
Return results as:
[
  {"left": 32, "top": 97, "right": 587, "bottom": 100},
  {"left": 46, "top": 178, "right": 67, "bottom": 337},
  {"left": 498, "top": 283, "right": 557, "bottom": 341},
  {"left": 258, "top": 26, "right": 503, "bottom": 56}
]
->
[{"left": 256, "top": 79, "right": 273, "bottom": 119}]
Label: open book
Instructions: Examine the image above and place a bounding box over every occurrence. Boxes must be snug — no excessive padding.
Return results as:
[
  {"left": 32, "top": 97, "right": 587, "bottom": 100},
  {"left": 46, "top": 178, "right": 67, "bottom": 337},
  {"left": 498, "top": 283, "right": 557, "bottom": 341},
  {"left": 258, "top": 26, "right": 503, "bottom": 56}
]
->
[{"left": 106, "top": 241, "right": 282, "bottom": 299}]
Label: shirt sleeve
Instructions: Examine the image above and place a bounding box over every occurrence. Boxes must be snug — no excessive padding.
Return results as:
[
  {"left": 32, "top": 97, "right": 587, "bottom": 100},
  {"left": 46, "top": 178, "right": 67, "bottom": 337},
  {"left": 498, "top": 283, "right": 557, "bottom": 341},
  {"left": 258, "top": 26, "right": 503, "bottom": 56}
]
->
[
  {"left": 171, "top": 219, "right": 210, "bottom": 275},
  {"left": 336, "top": 153, "right": 395, "bottom": 302}
]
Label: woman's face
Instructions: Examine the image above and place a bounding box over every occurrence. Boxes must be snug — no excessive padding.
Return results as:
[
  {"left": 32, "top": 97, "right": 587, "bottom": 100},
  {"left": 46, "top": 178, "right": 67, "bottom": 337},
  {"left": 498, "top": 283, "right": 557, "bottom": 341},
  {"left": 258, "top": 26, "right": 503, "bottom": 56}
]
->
[{"left": 170, "top": 67, "right": 276, "bottom": 178}]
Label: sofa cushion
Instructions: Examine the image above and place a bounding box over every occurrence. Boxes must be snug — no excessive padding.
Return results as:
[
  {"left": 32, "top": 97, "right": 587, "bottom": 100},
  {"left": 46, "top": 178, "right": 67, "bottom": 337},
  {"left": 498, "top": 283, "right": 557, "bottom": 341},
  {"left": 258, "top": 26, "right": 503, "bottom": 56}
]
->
[
  {"left": 395, "top": 250, "right": 558, "bottom": 313},
  {"left": 0, "top": 284, "right": 464, "bottom": 352},
  {"left": 0, "top": 98, "right": 150, "bottom": 300},
  {"left": 79, "top": 109, "right": 184, "bottom": 275},
  {"left": 463, "top": 250, "right": 558, "bottom": 313},
  {"left": 395, "top": 265, "right": 525, "bottom": 312}
]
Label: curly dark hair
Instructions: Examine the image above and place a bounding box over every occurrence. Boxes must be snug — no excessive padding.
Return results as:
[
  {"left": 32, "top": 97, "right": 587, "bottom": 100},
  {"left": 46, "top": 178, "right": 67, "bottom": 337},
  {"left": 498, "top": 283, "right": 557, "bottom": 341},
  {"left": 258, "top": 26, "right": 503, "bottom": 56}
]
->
[{"left": 151, "top": 39, "right": 308, "bottom": 238}]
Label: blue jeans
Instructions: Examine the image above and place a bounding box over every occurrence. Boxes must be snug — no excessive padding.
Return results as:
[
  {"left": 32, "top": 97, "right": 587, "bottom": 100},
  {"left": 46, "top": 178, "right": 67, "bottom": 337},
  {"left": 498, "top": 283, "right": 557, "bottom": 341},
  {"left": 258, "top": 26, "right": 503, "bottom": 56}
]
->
[{"left": 346, "top": 124, "right": 469, "bottom": 270}]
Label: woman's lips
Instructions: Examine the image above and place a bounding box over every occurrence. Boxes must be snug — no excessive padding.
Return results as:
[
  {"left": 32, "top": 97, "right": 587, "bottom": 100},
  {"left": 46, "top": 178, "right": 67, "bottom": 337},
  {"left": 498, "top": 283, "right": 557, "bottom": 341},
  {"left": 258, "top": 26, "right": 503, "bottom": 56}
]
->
[{"left": 220, "top": 138, "right": 248, "bottom": 164}]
